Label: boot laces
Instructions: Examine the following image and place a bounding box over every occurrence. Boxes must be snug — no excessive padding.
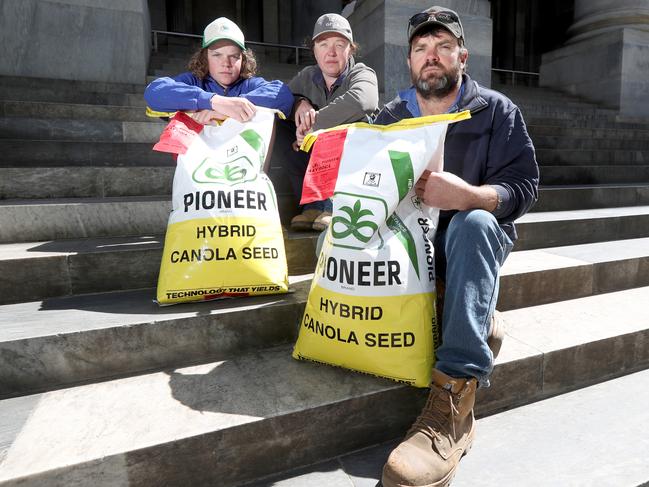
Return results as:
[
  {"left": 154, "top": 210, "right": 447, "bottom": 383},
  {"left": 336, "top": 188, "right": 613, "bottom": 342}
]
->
[{"left": 408, "top": 384, "right": 460, "bottom": 441}]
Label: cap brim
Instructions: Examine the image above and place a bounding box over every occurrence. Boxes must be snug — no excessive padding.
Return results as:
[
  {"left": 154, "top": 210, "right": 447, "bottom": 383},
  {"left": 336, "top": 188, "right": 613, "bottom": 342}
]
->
[
  {"left": 409, "top": 20, "right": 462, "bottom": 41},
  {"left": 203, "top": 36, "right": 246, "bottom": 50},
  {"left": 312, "top": 30, "right": 353, "bottom": 43}
]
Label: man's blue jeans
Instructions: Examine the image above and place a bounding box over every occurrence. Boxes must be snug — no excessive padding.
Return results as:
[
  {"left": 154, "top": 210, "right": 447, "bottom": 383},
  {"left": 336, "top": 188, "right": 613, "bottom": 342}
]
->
[
  {"left": 314, "top": 208, "right": 512, "bottom": 387},
  {"left": 433, "top": 209, "right": 513, "bottom": 387}
]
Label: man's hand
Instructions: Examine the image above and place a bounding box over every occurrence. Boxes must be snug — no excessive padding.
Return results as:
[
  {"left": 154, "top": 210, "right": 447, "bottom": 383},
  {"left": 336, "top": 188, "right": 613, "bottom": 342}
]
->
[
  {"left": 414, "top": 170, "right": 498, "bottom": 211},
  {"left": 187, "top": 109, "right": 226, "bottom": 125},
  {"left": 294, "top": 98, "right": 317, "bottom": 134},
  {"left": 210, "top": 95, "right": 256, "bottom": 123}
]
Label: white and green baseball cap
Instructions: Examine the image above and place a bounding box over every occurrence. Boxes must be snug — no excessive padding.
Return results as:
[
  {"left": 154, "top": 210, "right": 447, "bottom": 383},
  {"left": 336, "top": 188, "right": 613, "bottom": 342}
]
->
[{"left": 202, "top": 17, "right": 245, "bottom": 50}]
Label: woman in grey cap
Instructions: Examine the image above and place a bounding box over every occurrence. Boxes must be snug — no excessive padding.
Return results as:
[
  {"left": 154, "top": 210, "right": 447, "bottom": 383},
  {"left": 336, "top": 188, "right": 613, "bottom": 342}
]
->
[{"left": 284, "top": 13, "right": 379, "bottom": 231}]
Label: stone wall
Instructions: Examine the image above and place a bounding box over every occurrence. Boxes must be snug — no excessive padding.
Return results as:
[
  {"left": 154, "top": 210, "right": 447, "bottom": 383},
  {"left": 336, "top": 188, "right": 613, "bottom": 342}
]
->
[
  {"left": 0, "top": 0, "right": 150, "bottom": 84},
  {"left": 540, "top": 0, "right": 649, "bottom": 118}
]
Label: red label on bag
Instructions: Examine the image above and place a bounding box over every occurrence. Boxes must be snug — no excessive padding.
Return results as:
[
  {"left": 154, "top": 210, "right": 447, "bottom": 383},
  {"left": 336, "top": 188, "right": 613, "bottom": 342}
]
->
[
  {"left": 153, "top": 112, "right": 204, "bottom": 155},
  {"left": 300, "top": 128, "right": 347, "bottom": 204}
]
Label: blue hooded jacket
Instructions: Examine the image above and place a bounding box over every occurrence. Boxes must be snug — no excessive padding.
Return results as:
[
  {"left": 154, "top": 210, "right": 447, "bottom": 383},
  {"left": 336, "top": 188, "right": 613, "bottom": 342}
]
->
[
  {"left": 373, "top": 74, "right": 539, "bottom": 241},
  {"left": 144, "top": 72, "right": 294, "bottom": 118}
]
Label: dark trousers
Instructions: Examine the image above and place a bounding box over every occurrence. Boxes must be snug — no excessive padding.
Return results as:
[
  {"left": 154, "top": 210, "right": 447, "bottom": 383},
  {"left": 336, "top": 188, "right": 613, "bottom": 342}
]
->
[{"left": 275, "top": 119, "right": 332, "bottom": 213}]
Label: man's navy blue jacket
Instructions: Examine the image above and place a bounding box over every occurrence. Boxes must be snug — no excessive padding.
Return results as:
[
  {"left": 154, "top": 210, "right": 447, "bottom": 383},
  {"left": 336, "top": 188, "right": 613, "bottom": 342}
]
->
[{"left": 373, "top": 74, "right": 539, "bottom": 242}]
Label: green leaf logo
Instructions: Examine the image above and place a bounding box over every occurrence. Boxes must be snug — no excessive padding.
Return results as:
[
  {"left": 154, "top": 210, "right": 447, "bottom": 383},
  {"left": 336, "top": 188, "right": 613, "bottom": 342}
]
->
[
  {"left": 239, "top": 129, "right": 266, "bottom": 169},
  {"left": 388, "top": 150, "right": 415, "bottom": 202},
  {"left": 332, "top": 200, "right": 379, "bottom": 243},
  {"left": 191, "top": 129, "right": 265, "bottom": 185},
  {"left": 386, "top": 214, "right": 420, "bottom": 279},
  {"left": 205, "top": 164, "right": 247, "bottom": 182},
  {"left": 192, "top": 155, "right": 255, "bottom": 185}
]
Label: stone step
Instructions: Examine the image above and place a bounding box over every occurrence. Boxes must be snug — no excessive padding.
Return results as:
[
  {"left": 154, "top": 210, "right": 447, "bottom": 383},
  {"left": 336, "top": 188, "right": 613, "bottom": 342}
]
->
[
  {"left": 533, "top": 135, "right": 649, "bottom": 150},
  {"left": 7, "top": 141, "right": 647, "bottom": 168},
  {"left": 1, "top": 192, "right": 647, "bottom": 247},
  {"left": 527, "top": 124, "right": 649, "bottom": 140},
  {"left": 4, "top": 104, "right": 648, "bottom": 146},
  {"left": 515, "top": 206, "right": 649, "bottom": 250},
  {"left": 0, "top": 344, "right": 424, "bottom": 487},
  {"left": 525, "top": 116, "right": 649, "bottom": 130},
  {"left": 533, "top": 183, "right": 649, "bottom": 212},
  {"left": 2, "top": 286, "right": 648, "bottom": 486},
  {"left": 0, "top": 231, "right": 647, "bottom": 351},
  {"left": 456, "top": 368, "right": 649, "bottom": 486},
  {"left": 1, "top": 86, "right": 143, "bottom": 107},
  {"left": 0, "top": 75, "right": 145, "bottom": 108},
  {"left": 0, "top": 100, "right": 149, "bottom": 121},
  {"left": 540, "top": 164, "right": 649, "bottom": 185},
  {"left": 0, "top": 167, "right": 175, "bottom": 199},
  {"left": 149, "top": 59, "right": 188, "bottom": 71},
  {"left": 0, "top": 117, "right": 165, "bottom": 143},
  {"left": 499, "top": 237, "right": 649, "bottom": 308},
  {"left": 0, "top": 75, "right": 145, "bottom": 96},
  {"left": 0, "top": 197, "right": 171, "bottom": 243},
  {"left": 0, "top": 190, "right": 296, "bottom": 243},
  {"left": 522, "top": 109, "right": 622, "bottom": 122},
  {"left": 0, "top": 140, "right": 171, "bottom": 166},
  {"left": 148, "top": 54, "right": 190, "bottom": 66},
  {"left": 0, "top": 133, "right": 295, "bottom": 199},
  {"left": 150, "top": 68, "right": 186, "bottom": 78},
  {"left": 3, "top": 162, "right": 647, "bottom": 214},
  {"left": 0, "top": 277, "right": 311, "bottom": 397},
  {"left": 505, "top": 92, "right": 606, "bottom": 107},
  {"left": 517, "top": 99, "right": 611, "bottom": 111},
  {"left": 0, "top": 230, "right": 319, "bottom": 304},
  {"left": 520, "top": 106, "right": 619, "bottom": 121},
  {"left": 252, "top": 367, "right": 649, "bottom": 487},
  {"left": 494, "top": 84, "right": 601, "bottom": 104},
  {"left": 0, "top": 164, "right": 295, "bottom": 204},
  {"left": 148, "top": 57, "right": 193, "bottom": 69},
  {"left": 537, "top": 148, "right": 649, "bottom": 165}
]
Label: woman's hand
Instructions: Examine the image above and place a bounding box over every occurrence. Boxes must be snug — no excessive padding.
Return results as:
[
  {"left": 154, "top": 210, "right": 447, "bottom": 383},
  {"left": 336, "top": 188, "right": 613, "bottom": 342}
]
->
[
  {"left": 210, "top": 95, "right": 256, "bottom": 122},
  {"left": 293, "top": 99, "right": 318, "bottom": 149},
  {"left": 294, "top": 98, "right": 317, "bottom": 133},
  {"left": 295, "top": 124, "right": 312, "bottom": 148}
]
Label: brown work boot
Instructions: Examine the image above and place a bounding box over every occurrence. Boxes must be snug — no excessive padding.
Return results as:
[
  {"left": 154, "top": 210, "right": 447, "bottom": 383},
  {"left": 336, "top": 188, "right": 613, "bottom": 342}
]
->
[
  {"left": 488, "top": 310, "right": 506, "bottom": 360},
  {"left": 290, "top": 209, "right": 324, "bottom": 231},
  {"left": 381, "top": 369, "right": 477, "bottom": 487},
  {"left": 312, "top": 211, "right": 332, "bottom": 231}
]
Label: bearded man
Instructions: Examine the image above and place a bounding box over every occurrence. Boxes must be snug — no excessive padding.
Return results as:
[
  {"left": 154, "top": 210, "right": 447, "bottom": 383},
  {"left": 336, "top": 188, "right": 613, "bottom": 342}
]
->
[{"left": 373, "top": 6, "right": 539, "bottom": 487}]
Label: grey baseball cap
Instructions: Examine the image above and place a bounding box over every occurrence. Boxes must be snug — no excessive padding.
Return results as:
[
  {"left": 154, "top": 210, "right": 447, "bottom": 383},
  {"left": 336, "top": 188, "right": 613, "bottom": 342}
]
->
[
  {"left": 407, "top": 6, "right": 464, "bottom": 43},
  {"left": 312, "top": 13, "right": 353, "bottom": 43}
]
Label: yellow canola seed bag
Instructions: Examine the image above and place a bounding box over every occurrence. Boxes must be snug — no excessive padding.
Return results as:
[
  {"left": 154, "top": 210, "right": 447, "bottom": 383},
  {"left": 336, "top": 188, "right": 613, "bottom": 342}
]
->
[
  {"left": 156, "top": 109, "right": 288, "bottom": 305},
  {"left": 293, "top": 111, "right": 470, "bottom": 387}
]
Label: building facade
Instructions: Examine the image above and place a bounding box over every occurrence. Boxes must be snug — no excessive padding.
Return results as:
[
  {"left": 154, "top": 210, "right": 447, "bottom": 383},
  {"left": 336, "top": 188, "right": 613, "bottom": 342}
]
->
[{"left": 1, "top": 0, "right": 648, "bottom": 116}]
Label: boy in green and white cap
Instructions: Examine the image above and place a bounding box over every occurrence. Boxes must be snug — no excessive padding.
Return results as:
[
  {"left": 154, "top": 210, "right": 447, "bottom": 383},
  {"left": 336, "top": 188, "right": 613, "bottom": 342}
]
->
[
  {"left": 202, "top": 17, "right": 246, "bottom": 50},
  {"left": 145, "top": 17, "right": 292, "bottom": 124}
]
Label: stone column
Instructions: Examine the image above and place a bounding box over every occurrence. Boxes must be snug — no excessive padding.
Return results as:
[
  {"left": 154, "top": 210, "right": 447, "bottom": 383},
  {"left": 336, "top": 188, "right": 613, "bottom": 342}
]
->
[
  {"left": 348, "top": 0, "right": 493, "bottom": 101},
  {"left": 540, "top": 0, "right": 649, "bottom": 118},
  {"left": 0, "top": 0, "right": 151, "bottom": 85}
]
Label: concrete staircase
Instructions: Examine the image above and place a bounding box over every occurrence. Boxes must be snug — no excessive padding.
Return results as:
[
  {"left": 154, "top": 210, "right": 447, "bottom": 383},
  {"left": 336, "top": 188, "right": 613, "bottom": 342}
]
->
[{"left": 1, "top": 68, "right": 649, "bottom": 487}]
